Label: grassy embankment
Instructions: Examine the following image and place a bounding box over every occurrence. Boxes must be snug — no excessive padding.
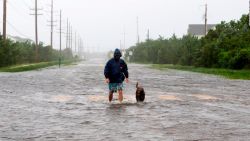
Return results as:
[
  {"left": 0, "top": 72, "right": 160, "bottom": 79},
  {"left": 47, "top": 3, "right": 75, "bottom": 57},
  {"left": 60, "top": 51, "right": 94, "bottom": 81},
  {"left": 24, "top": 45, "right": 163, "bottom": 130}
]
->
[
  {"left": 151, "top": 64, "right": 250, "bottom": 80},
  {"left": 0, "top": 60, "right": 78, "bottom": 72}
]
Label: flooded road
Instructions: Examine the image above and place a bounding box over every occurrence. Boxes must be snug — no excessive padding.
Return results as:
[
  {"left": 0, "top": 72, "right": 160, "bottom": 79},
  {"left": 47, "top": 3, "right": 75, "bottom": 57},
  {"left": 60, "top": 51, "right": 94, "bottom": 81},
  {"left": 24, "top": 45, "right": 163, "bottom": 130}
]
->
[{"left": 0, "top": 59, "right": 250, "bottom": 141}]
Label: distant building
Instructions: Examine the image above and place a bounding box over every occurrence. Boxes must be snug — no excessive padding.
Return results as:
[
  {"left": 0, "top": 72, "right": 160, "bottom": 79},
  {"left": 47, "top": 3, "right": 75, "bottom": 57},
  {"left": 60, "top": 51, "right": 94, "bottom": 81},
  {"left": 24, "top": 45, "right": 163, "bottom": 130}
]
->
[
  {"left": 187, "top": 24, "right": 217, "bottom": 38},
  {"left": 7, "top": 35, "right": 33, "bottom": 43}
]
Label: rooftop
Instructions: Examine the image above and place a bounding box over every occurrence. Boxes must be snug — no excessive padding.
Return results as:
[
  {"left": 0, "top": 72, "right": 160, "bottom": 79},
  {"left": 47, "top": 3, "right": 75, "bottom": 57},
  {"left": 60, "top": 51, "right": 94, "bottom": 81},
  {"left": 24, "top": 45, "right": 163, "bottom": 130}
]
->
[{"left": 188, "top": 24, "right": 217, "bottom": 36}]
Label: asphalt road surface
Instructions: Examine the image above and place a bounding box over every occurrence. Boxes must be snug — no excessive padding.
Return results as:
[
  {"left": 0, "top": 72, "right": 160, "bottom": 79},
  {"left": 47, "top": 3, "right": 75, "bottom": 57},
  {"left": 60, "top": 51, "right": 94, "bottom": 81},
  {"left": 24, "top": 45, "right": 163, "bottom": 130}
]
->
[{"left": 0, "top": 59, "right": 250, "bottom": 141}]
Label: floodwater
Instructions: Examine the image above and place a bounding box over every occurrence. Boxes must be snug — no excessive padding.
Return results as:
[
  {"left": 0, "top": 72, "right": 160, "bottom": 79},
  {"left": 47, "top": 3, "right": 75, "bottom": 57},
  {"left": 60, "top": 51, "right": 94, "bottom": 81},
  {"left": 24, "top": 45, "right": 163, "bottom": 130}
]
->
[{"left": 0, "top": 59, "right": 250, "bottom": 141}]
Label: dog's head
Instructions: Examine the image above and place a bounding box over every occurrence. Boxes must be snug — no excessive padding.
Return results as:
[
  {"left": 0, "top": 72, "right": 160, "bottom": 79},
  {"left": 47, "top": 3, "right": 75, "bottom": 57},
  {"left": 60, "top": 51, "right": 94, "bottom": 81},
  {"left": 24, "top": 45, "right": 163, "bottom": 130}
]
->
[
  {"left": 136, "top": 82, "right": 145, "bottom": 102},
  {"left": 136, "top": 82, "right": 143, "bottom": 94}
]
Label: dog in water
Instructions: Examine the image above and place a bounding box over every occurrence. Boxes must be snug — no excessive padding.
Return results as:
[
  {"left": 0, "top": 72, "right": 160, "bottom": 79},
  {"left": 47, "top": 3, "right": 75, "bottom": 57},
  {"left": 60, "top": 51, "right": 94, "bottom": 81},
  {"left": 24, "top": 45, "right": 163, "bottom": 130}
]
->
[{"left": 136, "top": 82, "right": 145, "bottom": 102}]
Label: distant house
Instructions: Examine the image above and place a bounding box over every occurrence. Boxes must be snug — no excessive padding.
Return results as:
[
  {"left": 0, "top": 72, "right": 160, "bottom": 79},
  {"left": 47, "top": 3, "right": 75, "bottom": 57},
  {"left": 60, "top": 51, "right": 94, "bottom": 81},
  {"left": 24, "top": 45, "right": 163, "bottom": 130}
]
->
[
  {"left": 187, "top": 24, "right": 217, "bottom": 38},
  {"left": 7, "top": 35, "right": 33, "bottom": 43}
]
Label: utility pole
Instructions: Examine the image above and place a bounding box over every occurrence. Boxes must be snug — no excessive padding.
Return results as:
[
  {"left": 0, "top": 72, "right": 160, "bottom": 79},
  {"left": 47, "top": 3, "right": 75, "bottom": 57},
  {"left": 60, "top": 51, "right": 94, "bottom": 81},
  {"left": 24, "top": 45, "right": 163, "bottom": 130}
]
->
[
  {"left": 75, "top": 31, "right": 77, "bottom": 53},
  {"left": 66, "top": 19, "right": 69, "bottom": 48},
  {"left": 35, "top": 0, "right": 39, "bottom": 62},
  {"left": 81, "top": 39, "right": 83, "bottom": 58},
  {"left": 59, "top": 10, "right": 62, "bottom": 68},
  {"left": 49, "top": 0, "right": 56, "bottom": 49},
  {"left": 123, "top": 27, "right": 126, "bottom": 50},
  {"left": 249, "top": 0, "right": 250, "bottom": 26},
  {"left": 68, "top": 21, "right": 71, "bottom": 49},
  {"left": 51, "top": 0, "right": 53, "bottom": 48},
  {"left": 205, "top": 3, "right": 208, "bottom": 36},
  {"left": 68, "top": 24, "right": 72, "bottom": 50},
  {"left": 80, "top": 39, "right": 82, "bottom": 57},
  {"left": 70, "top": 26, "right": 73, "bottom": 50},
  {"left": 3, "top": 0, "right": 7, "bottom": 42},
  {"left": 147, "top": 29, "right": 150, "bottom": 41},
  {"left": 78, "top": 37, "right": 80, "bottom": 56},
  {"left": 30, "top": 0, "right": 42, "bottom": 62},
  {"left": 78, "top": 38, "right": 81, "bottom": 58},
  {"left": 120, "top": 40, "right": 122, "bottom": 50},
  {"left": 136, "top": 16, "right": 140, "bottom": 44}
]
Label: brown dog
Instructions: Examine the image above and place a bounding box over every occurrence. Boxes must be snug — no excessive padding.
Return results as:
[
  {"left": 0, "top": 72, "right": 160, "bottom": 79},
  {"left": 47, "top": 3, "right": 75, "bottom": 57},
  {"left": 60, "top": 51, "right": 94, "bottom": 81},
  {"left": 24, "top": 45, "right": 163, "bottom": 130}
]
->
[{"left": 136, "top": 82, "right": 145, "bottom": 102}]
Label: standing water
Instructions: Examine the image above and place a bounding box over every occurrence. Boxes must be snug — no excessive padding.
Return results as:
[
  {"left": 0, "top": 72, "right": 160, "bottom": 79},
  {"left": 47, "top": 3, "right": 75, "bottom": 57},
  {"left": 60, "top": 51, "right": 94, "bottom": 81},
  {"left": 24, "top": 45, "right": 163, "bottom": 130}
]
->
[{"left": 0, "top": 59, "right": 250, "bottom": 141}]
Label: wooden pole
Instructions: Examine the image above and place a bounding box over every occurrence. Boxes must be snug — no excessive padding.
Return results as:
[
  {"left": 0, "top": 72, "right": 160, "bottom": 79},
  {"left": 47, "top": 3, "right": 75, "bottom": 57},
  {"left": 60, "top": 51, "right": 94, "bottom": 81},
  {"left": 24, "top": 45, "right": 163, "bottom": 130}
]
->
[
  {"left": 205, "top": 4, "right": 208, "bottom": 36},
  {"left": 3, "top": 0, "right": 7, "bottom": 42}
]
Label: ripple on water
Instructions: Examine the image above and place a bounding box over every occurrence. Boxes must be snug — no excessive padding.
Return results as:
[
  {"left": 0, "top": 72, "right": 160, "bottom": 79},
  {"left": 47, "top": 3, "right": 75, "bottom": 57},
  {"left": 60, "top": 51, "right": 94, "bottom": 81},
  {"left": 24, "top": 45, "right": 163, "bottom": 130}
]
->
[{"left": 1, "top": 60, "right": 250, "bottom": 141}]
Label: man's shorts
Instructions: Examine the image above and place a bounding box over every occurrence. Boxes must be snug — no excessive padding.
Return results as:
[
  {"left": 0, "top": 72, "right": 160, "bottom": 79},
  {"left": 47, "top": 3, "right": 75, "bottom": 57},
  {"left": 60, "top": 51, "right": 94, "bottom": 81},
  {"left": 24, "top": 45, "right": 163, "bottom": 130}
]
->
[{"left": 109, "top": 83, "right": 123, "bottom": 92}]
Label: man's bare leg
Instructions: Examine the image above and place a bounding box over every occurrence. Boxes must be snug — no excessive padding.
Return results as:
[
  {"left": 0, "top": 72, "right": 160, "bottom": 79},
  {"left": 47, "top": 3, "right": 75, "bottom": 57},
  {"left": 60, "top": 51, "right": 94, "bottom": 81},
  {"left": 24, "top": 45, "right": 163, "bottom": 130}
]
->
[
  {"left": 109, "top": 91, "right": 114, "bottom": 102},
  {"left": 118, "top": 90, "right": 123, "bottom": 102}
]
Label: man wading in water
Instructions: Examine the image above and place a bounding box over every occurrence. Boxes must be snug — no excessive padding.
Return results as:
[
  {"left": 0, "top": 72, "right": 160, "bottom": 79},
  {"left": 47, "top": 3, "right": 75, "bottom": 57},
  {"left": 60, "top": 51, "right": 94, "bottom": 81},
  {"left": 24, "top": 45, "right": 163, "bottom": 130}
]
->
[{"left": 104, "top": 49, "right": 129, "bottom": 102}]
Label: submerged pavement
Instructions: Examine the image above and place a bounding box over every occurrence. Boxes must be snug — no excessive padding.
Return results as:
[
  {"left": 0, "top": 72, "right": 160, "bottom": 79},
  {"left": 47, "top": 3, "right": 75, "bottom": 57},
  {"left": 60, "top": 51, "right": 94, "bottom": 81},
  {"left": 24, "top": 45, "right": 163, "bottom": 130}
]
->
[{"left": 0, "top": 59, "right": 250, "bottom": 141}]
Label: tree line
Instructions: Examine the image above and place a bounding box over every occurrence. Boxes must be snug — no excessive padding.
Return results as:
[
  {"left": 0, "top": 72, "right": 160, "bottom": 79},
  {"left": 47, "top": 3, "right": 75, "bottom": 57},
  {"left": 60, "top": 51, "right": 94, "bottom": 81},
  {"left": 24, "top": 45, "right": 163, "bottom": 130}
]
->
[
  {"left": 0, "top": 36, "right": 74, "bottom": 68},
  {"left": 125, "top": 14, "right": 250, "bottom": 70}
]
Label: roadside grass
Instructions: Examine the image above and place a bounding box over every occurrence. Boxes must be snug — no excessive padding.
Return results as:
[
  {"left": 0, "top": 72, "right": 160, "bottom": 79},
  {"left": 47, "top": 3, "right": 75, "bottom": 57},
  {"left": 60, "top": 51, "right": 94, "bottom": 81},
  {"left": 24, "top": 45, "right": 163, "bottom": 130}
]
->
[
  {"left": 151, "top": 64, "right": 250, "bottom": 80},
  {"left": 0, "top": 60, "right": 78, "bottom": 72}
]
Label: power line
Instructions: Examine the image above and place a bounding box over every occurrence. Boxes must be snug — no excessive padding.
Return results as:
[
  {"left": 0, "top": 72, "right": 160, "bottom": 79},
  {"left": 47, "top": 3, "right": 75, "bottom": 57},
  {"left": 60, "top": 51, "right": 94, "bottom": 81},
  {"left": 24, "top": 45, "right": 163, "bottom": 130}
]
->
[
  {"left": 7, "top": 0, "right": 32, "bottom": 22},
  {"left": 11, "top": 0, "right": 31, "bottom": 10},
  {"left": 22, "top": 0, "right": 32, "bottom": 9},
  {"left": 12, "top": 0, "right": 50, "bottom": 42},
  {"left": 6, "top": 20, "right": 32, "bottom": 39}
]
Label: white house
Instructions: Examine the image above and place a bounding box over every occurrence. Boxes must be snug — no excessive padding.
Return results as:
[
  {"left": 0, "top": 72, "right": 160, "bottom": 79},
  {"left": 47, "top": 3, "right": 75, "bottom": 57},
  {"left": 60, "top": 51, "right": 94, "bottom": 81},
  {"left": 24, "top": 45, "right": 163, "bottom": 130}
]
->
[
  {"left": 7, "top": 35, "right": 33, "bottom": 43},
  {"left": 187, "top": 24, "right": 217, "bottom": 38}
]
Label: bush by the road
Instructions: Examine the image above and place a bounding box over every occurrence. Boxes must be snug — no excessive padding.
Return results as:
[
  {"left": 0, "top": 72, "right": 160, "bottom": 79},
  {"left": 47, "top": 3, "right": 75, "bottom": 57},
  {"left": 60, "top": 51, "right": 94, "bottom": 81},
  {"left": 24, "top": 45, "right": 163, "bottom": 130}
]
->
[
  {"left": 0, "top": 35, "right": 74, "bottom": 68},
  {"left": 125, "top": 14, "right": 250, "bottom": 70}
]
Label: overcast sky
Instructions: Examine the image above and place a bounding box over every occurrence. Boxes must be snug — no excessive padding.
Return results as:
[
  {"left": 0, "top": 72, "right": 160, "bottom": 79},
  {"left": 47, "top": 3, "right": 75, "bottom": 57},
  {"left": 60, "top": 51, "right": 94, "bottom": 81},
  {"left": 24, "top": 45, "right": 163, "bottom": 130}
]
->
[{"left": 0, "top": 0, "right": 249, "bottom": 52}]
